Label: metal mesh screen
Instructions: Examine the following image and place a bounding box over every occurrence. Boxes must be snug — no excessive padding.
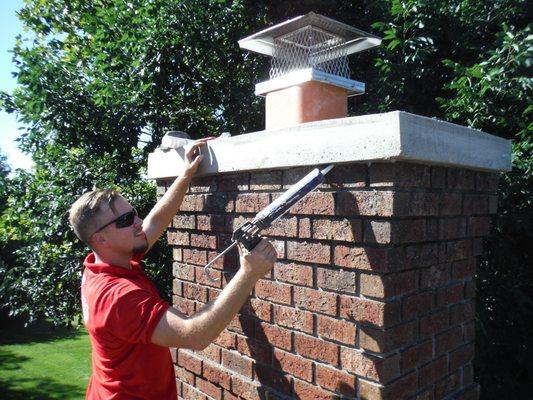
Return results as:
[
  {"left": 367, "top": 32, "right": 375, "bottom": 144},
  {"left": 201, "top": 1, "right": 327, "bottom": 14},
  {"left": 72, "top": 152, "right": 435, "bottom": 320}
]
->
[{"left": 270, "top": 25, "right": 350, "bottom": 80}]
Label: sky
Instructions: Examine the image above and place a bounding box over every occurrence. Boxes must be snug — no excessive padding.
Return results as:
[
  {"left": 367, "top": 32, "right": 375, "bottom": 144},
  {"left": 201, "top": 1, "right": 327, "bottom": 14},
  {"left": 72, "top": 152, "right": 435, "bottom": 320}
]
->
[{"left": 0, "top": 0, "right": 33, "bottom": 171}]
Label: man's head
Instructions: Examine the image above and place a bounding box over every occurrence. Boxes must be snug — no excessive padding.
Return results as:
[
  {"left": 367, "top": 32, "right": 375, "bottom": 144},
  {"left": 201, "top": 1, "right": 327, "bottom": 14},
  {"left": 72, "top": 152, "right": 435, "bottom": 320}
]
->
[{"left": 69, "top": 189, "right": 148, "bottom": 255}]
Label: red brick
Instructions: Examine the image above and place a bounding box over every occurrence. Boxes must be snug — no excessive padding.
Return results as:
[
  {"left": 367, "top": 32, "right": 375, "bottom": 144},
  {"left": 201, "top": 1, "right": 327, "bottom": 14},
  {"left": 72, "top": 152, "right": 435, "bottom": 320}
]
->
[
  {"left": 183, "top": 248, "right": 207, "bottom": 265},
  {"left": 190, "top": 233, "right": 217, "bottom": 249},
  {"left": 227, "top": 314, "right": 254, "bottom": 335},
  {"left": 254, "top": 280, "right": 292, "bottom": 305},
  {"left": 402, "top": 192, "right": 440, "bottom": 216},
  {"left": 183, "top": 282, "right": 208, "bottom": 302},
  {"left": 402, "top": 291, "right": 435, "bottom": 319},
  {"left": 273, "top": 348, "right": 313, "bottom": 381},
  {"left": 420, "top": 309, "right": 450, "bottom": 338},
  {"left": 255, "top": 321, "right": 292, "bottom": 351},
  {"left": 294, "top": 332, "right": 339, "bottom": 365},
  {"left": 197, "top": 376, "right": 222, "bottom": 400},
  {"left": 196, "top": 214, "right": 226, "bottom": 232},
  {"left": 172, "top": 279, "right": 182, "bottom": 296},
  {"left": 434, "top": 370, "right": 461, "bottom": 399},
  {"left": 230, "top": 375, "right": 265, "bottom": 400},
  {"left": 317, "top": 315, "right": 356, "bottom": 345},
  {"left": 200, "top": 361, "right": 231, "bottom": 394},
  {"left": 448, "top": 169, "right": 475, "bottom": 190},
  {"left": 294, "top": 286, "right": 337, "bottom": 316},
  {"left": 190, "top": 176, "right": 217, "bottom": 193},
  {"left": 360, "top": 271, "right": 417, "bottom": 299},
  {"left": 182, "top": 382, "right": 207, "bottom": 400},
  {"left": 273, "top": 262, "right": 313, "bottom": 287},
  {"left": 273, "top": 305, "right": 314, "bottom": 334},
  {"left": 359, "top": 370, "right": 418, "bottom": 400},
  {"left": 198, "top": 343, "right": 221, "bottom": 364},
  {"left": 336, "top": 190, "right": 395, "bottom": 216},
  {"left": 317, "top": 267, "right": 356, "bottom": 293},
  {"left": 174, "top": 296, "right": 195, "bottom": 315},
  {"left": 254, "top": 364, "right": 293, "bottom": 395},
  {"left": 217, "top": 173, "right": 249, "bottom": 192},
  {"left": 249, "top": 170, "right": 282, "bottom": 190},
  {"left": 236, "top": 336, "right": 272, "bottom": 365},
  {"left": 173, "top": 262, "right": 195, "bottom": 281},
  {"left": 293, "top": 378, "right": 338, "bottom": 399},
  {"left": 235, "top": 193, "right": 270, "bottom": 213},
  {"left": 286, "top": 240, "right": 331, "bottom": 264},
  {"left": 263, "top": 216, "right": 298, "bottom": 237},
  {"left": 324, "top": 163, "right": 367, "bottom": 188},
  {"left": 439, "top": 218, "right": 466, "bottom": 240},
  {"left": 180, "top": 194, "right": 204, "bottom": 212},
  {"left": 222, "top": 349, "right": 253, "bottom": 378},
  {"left": 475, "top": 172, "right": 499, "bottom": 192},
  {"left": 315, "top": 363, "right": 356, "bottom": 396},
  {"left": 370, "top": 162, "right": 430, "bottom": 188},
  {"left": 204, "top": 193, "right": 234, "bottom": 213},
  {"left": 435, "top": 326, "right": 463, "bottom": 356},
  {"left": 419, "top": 356, "right": 448, "bottom": 387},
  {"left": 451, "top": 258, "right": 476, "bottom": 280},
  {"left": 298, "top": 217, "right": 311, "bottom": 238},
  {"left": 241, "top": 298, "right": 272, "bottom": 322},
  {"left": 312, "top": 218, "right": 361, "bottom": 242},
  {"left": 360, "top": 320, "right": 417, "bottom": 353},
  {"left": 437, "top": 283, "right": 465, "bottom": 307},
  {"left": 450, "top": 300, "right": 475, "bottom": 325},
  {"left": 167, "top": 230, "right": 189, "bottom": 246},
  {"left": 431, "top": 166, "right": 446, "bottom": 189},
  {"left": 467, "top": 216, "right": 492, "bottom": 237},
  {"left": 405, "top": 243, "right": 439, "bottom": 267},
  {"left": 173, "top": 214, "right": 195, "bottom": 229},
  {"left": 440, "top": 193, "right": 462, "bottom": 215},
  {"left": 175, "top": 365, "right": 195, "bottom": 385},
  {"left": 463, "top": 194, "right": 488, "bottom": 215},
  {"left": 334, "top": 245, "right": 401, "bottom": 272},
  {"left": 364, "top": 219, "right": 427, "bottom": 244},
  {"left": 341, "top": 347, "right": 400, "bottom": 383},
  {"left": 172, "top": 247, "right": 182, "bottom": 261},
  {"left": 195, "top": 266, "right": 222, "bottom": 288},
  {"left": 339, "top": 296, "right": 400, "bottom": 327},
  {"left": 178, "top": 350, "right": 203, "bottom": 374},
  {"left": 400, "top": 339, "right": 433, "bottom": 372},
  {"left": 288, "top": 192, "right": 335, "bottom": 215},
  {"left": 420, "top": 264, "right": 451, "bottom": 289},
  {"left": 213, "top": 330, "right": 236, "bottom": 350}
]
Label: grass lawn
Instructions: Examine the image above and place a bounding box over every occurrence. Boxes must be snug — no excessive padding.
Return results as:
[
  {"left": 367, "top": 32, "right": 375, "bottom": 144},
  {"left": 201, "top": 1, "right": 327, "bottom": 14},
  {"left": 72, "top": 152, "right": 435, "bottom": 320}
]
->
[{"left": 0, "top": 320, "right": 91, "bottom": 400}]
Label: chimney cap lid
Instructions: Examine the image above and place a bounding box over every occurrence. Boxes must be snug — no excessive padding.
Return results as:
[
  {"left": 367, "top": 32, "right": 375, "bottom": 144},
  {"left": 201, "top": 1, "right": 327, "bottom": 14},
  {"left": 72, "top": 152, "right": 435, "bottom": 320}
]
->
[{"left": 239, "top": 12, "right": 381, "bottom": 57}]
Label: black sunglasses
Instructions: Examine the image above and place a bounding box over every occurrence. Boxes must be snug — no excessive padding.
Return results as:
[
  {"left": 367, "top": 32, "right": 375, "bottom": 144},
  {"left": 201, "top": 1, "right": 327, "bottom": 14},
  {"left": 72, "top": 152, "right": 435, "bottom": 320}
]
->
[{"left": 93, "top": 208, "right": 138, "bottom": 234}]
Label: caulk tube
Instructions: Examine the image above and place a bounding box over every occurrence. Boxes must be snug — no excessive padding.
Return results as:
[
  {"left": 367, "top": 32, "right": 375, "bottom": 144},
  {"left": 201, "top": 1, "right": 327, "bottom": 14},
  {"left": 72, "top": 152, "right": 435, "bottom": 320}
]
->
[{"left": 253, "top": 165, "right": 333, "bottom": 230}]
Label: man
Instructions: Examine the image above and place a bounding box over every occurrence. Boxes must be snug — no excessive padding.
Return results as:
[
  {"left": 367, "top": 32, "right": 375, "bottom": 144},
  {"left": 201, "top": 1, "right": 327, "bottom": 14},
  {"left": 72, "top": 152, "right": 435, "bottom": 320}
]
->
[{"left": 69, "top": 138, "right": 277, "bottom": 399}]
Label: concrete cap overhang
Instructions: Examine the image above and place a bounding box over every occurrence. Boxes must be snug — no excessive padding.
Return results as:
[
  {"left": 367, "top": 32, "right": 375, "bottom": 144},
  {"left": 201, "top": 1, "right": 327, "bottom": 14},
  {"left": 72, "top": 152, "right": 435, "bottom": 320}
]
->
[{"left": 146, "top": 111, "right": 512, "bottom": 179}]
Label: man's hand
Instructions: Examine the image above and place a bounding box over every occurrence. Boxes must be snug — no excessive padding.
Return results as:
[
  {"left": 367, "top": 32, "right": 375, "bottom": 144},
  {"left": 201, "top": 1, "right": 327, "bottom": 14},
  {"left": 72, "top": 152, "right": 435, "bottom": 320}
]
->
[
  {"left": 239, "top": 238, "right": 277, "bottom": 280},
  {"left": 182, "top": 137, "right": 215, "bottom": 179}
]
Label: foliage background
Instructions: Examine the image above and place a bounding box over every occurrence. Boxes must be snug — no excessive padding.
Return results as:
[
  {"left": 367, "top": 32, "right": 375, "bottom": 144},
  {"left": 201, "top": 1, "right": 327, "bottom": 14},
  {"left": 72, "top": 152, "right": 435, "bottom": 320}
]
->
[{"left": 0, "top": 0, "right": 530, "bottom": 398}]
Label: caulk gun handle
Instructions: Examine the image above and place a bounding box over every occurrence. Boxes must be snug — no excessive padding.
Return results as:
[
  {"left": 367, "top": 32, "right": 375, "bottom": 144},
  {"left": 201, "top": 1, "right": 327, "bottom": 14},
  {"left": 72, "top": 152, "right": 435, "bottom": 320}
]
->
[{"left": 240, "top": 234, "right": 262, "bottom": 252}]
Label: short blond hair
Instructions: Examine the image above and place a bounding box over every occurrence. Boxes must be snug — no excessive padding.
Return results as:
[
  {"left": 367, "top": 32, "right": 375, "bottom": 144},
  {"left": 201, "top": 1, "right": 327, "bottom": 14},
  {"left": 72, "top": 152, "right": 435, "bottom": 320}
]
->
[{"left": 69, "top": 189, "right": 120, "bottom": 245}]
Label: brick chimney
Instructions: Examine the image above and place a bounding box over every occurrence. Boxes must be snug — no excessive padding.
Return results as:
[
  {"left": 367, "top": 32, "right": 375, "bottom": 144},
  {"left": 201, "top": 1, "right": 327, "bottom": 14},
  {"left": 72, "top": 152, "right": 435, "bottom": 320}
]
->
[{"left": 147, "top": 13, "right": 511, "bottom": 400}]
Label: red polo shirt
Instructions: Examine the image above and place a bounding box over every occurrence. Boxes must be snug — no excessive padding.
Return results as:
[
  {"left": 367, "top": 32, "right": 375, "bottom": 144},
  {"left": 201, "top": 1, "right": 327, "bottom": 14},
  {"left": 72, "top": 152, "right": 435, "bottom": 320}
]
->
[{"left": 81, "top": 252, "right": 176, "bottom": 400}]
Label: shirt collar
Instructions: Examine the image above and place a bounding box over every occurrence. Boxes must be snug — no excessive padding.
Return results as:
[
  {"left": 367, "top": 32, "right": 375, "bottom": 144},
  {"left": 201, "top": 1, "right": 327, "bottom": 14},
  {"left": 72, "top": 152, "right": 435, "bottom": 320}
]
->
[{"left": 83, "top": 252, "right": 143, "bottom": 278}]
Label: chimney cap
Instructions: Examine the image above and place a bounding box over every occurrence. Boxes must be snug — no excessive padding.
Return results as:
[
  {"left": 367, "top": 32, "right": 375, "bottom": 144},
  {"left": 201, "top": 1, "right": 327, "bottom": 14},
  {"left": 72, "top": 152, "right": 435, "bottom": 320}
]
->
[{"left": 238, "top": 12, "right": 381, "bottom": 57}]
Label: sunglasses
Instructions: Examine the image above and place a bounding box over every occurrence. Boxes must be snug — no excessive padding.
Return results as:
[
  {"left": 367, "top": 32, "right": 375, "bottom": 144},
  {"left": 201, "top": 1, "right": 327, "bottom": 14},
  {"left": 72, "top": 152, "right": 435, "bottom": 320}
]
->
[{"left": 93, "top": 208, "right": 138, "bottom": 234}]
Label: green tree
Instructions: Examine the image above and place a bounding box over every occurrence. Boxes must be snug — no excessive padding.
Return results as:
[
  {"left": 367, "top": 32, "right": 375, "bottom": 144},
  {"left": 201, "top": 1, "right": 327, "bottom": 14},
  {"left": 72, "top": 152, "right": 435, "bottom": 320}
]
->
[{"left": 0, "top": 0, "right": 268, "bottom": 325}]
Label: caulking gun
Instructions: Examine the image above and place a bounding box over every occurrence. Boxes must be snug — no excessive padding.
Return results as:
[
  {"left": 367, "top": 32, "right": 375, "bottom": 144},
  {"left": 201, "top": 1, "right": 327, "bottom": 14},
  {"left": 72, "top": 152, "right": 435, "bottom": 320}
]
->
[{"left": 203, "top": 164, "right": 334, "bottom": 282}]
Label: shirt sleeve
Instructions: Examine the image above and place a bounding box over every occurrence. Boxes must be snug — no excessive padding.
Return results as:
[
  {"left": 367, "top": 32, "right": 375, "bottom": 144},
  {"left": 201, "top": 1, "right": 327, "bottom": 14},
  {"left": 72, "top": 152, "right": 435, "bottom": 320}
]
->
[{"left": 105, "top": 288, "right": 170, "bottom": 344}]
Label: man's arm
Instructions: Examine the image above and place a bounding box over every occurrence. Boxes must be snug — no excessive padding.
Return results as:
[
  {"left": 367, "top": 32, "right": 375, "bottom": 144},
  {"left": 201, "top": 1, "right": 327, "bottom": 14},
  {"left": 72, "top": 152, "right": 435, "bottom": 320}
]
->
[
  {"left": 142, "top": 137, "right": 213, "bottom": 250},
  {"left": 151, "top": 239, "right": 276, "bottom": 350}
]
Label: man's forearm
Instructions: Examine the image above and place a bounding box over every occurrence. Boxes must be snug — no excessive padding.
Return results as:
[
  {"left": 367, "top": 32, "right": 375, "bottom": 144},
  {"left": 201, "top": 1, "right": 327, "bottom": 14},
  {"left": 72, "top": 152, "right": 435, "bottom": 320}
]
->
[
  {"left": 186, "top": 268, "right": 258, "bottom": 348},
  {"left": 143, "top": 175, "right": 191, "bottom": 247}
]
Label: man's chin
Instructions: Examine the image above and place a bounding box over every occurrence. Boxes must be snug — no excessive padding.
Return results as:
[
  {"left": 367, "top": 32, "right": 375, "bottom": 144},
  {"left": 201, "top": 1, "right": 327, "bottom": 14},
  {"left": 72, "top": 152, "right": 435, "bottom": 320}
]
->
[{"left": 133, "top": 241, "right": 149, "bottom": 255}]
